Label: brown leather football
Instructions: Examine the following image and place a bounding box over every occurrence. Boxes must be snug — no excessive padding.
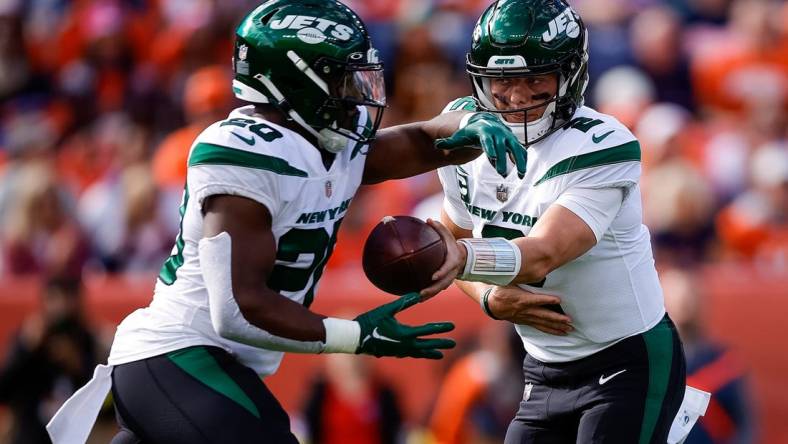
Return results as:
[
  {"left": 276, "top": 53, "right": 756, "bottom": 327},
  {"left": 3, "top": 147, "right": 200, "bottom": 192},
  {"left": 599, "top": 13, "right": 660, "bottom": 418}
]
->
[{"left": 362, "top": 215, "right": 447, "bottom": 295}]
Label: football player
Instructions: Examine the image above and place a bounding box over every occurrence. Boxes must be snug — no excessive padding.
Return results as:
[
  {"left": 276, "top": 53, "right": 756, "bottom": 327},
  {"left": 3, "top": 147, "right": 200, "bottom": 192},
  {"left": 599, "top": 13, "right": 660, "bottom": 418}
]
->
[
  {"left": 46, "top": 1, "right": 528, "bottom": 443},
  {"left": 426, "top": 0, "right": 688, "bottom": 443}
]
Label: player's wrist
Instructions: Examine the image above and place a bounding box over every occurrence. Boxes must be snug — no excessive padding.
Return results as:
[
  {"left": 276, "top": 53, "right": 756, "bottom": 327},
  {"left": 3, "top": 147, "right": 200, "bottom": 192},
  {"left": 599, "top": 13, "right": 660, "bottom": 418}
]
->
[
  {"left": 458, "top": 112, "right": 480, "bottom": 130},
  {"left": 456, "top": 241, "right": 469, "bottom": 275},
  {"left": 457, "top": 237, "right": 521, "bottom": 286},
  {"left": 322, "top": 317, "right": 361, "bottom": 353},
  {"left": 480, "top": 287, "right": 501, "bottom": 320}
]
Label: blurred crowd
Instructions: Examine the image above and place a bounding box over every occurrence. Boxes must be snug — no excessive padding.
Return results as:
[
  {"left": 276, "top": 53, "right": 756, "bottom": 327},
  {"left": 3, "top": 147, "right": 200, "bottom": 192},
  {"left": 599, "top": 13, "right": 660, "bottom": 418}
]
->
[
  {"left": 0, "top": 0, "right": 786, "bottom": 278},
  {"left": 0, "top": 0, "right": 785, "bottom": 443}
]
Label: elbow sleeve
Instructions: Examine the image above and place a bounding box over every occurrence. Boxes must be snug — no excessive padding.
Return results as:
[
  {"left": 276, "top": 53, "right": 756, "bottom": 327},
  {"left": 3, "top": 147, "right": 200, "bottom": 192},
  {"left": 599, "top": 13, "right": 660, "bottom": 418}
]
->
[{"left": 198, "top": 231, "right": 325, "bottom": 354}]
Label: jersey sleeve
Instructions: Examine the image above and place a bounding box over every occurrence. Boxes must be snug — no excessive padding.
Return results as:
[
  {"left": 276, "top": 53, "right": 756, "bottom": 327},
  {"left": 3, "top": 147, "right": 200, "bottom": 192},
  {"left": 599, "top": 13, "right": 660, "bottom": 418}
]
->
[
  {"left": 437, "top": 165, "right": 474, "bottom": 230},
  {"left": 554, "top": 187, "right": 624, "bottom": 242},
  {"left": 184, "top": 120, "right": 310, "bottom": 218},
  {"left": 539, "top": 125, "right": 643, "bottom": 194},
  {"left": 187, "top": 160, "right": 282, "bottom": 218}
]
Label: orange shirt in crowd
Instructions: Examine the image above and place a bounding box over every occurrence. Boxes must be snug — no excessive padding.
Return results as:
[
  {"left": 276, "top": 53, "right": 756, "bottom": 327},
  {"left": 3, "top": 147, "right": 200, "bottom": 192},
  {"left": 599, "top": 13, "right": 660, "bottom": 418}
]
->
[
  {"left": 152, "top": 124, "right": 202, "bottom": 188},
  {"left": 692, "top": 38, "right": 788, "bottom": 113},
  {"left": 716, "top": 202, "right": 788, "bottom": 261}
]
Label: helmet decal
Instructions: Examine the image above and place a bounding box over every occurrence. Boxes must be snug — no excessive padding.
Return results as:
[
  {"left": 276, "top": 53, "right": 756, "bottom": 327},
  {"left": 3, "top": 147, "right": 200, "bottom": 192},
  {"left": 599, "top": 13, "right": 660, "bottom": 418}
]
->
[
  {"left": 466, "top": 0, "right": 589, "bottom": 146},
  {"left": 232, "top": 0, "right": 385, "bottom": 151},
  {"left": 488, "top": 56, "right": 527, "bottom": 68},
  {"left": 542, "top": 7, "right": 581, "bottom": 42},
  {"left": 269, "top": 15, "right": 355, "bottom": 42}
]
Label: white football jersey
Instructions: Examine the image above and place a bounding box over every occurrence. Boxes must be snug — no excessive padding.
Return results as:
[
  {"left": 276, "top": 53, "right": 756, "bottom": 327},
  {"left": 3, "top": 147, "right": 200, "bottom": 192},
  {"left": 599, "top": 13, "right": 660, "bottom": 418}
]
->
[
  {"left": 109, "top": 105, "right": 370, "bottom": 376},
  {"left": 438, "top": 98, "right": 665, "bottom": 363}
]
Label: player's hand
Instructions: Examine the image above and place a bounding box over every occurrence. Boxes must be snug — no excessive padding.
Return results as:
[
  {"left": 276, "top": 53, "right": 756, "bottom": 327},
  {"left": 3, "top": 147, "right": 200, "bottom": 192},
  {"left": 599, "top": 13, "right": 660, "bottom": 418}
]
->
[
  {"left": 487, "top": 286, "right": 573, "bottom": 335},
  {"left": 420, "top": 219, "right": 465, "bottom": 299},
  {"left": 354, "top": 293, "right": 456, "bottom": 359},
  {"left": 435, "top": 112, "right": 527, "bottom": 178}
]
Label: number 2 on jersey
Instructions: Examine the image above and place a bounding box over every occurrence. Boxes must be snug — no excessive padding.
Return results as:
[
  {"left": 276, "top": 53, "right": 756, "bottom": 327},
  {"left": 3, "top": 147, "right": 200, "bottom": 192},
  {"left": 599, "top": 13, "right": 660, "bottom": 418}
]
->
[
  {"left": 267, "top": 219, "right": 343, "bottom": 307},
  {"left": 220, "top": 118, "right": 283, "bottom": 142}
]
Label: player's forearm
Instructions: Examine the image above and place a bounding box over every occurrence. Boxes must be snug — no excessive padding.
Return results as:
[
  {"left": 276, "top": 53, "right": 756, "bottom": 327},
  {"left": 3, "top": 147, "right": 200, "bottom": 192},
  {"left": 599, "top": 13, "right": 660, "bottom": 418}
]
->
[
  {"left": 454, "top": 279, "right": 488, "bottom": 304},
  {"left": 200, "top": 231, "right": 335, "bottom": 353},
  {"left": 420, "top": 112, "right": 484, "bottom": 163},
  {"left": 234, "top": 288, "right": 327, "bottom": 342},
  {"left": 363, "top": 114, "right": 479, "bottom": 184},
  {"left": 420, "top": 110, "right": 469, "bottom": 141},
  {"left": 455, "top": 237, "right": 554, "bottom": 286},
  {"left": 510, "top": 237, "right": 556, "bottom": 284}
]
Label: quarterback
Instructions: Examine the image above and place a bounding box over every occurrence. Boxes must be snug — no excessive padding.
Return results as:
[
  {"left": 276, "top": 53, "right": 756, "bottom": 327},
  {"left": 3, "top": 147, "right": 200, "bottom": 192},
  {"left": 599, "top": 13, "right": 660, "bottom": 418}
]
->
[
  {"left": 46, "top": 1, "right": 527, "bottom": 443},
  {"left": 428, "top": 0, "right": 688, "bottom": 443}
]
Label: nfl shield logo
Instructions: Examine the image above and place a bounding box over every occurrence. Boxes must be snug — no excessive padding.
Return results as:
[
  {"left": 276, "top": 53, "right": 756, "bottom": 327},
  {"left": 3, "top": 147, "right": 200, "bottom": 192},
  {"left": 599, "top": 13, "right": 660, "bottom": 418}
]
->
[
  {"left": 524, "top": 383, "right": 533, "bottom": 401},
  {"left": 239, "top": 44, "right": 248, "bottom": 61},
  {"left": 325, "top": 180, "right": 332, "bottom": 198},
  {"left": 496, "top": 184, "right": 509, "bottom": 203}
]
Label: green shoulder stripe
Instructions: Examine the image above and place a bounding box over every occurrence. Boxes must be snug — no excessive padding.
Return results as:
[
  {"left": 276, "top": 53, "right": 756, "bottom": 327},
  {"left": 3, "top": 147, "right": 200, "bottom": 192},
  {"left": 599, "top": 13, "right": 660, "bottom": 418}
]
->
[
  {"left": 189, "top": 142, "right": 308, "bottom": 177},
  {"left": 448, "top": 96, "right": 478, "bottom": 112},
  {"left": 535, "top": 140, "right": 640, "bottom": 186}
]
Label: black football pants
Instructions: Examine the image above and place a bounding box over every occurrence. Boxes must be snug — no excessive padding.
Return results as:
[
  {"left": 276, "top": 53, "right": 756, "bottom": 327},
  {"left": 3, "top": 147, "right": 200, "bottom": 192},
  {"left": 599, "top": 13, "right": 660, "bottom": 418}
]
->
[
  {"left": 110, "top": 346, "right": 298, "bottom": 444},
  {"left": 505, "top": 315, "right": 686, "bottom": 444}
]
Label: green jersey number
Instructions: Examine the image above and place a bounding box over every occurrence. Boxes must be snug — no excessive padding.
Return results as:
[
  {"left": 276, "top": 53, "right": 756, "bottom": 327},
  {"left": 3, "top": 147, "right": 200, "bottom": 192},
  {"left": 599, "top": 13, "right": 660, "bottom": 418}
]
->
[
  {"left": 220, "top": 118, "right": 283, "bottom": 142},
  {"left": 159, "top": 186, "right": 189, "bottom": 285},
  {"left": 267, "top": 219, "right": 343, "bottom": 307}
]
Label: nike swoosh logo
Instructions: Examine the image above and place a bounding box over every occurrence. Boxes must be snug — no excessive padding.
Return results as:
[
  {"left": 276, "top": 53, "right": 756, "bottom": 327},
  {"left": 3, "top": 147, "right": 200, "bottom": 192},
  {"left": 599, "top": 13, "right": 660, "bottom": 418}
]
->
[
  {"left": 371, "top": 328, "right": 398, "bottom": 343},
  {"left": 592, "top": 130, "right": 615, "bottom": 144},
  {"left": 231, "top": 131, "right": 255, "bottom": 146},
  {"left": 599, "top": 369, "right": 627, "bottom": 385}
]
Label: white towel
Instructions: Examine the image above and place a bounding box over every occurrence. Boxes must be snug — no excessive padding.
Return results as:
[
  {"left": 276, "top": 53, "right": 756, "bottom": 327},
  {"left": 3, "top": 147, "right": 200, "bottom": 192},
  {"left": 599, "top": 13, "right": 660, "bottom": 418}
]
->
[
  {"left": 668, "top": 385, "right": 711, "bottom": 444},
  {"left": 46, "top": 364, "right": 113, "bottom": 444}
]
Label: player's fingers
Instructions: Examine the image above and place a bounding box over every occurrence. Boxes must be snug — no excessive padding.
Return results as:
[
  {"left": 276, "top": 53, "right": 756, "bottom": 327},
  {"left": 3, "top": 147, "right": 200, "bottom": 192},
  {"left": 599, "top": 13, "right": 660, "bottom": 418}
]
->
[
  {"left": 530, "top": 324, "right": 571, "bottom": 336},
  {"left": 435, "top": 134, "right": 462, "bottom": 150},
  {"left": 511, "top": 316, "right": 571, "bottom": 335},
  {"left": 528, "top": 304, "right": 571, "bottom": 319},
  {"left": 426, "top": 219, "right": 461, "bottom": 281},
  {"left": 427, "top": 218, "right": 453, "bottom": 240},
  {"left": 420, "top": 273, "right": 455, "bottom": 298},
  {"left": 517, "top": 291, "right": 562, "bottom": 304},
  {"left": 399, "top": 322, "right": 455, "bottom": 338},
  {"left": 528, "top": 307, "right": 573, "bottom": 325},
  {"left": 412, "top": 338, "right": 456, "bottom": 350},
  {"left": 521, "top": 315, "right": 573, "bottom": 334},
  {"left": 481, "top": 135, "right": 508, "bottom": 177},
  {"left": 391, "top": 292, "right": 422, "bottom": 313},
  {"left": 508, "top": 138, "right": 527, "bottom": 178},
  {"left": 435, "top": 133, "right": 471, "bottom": 150},
  {"left": 410, "top": 349, "right": 444, "bottom": 360}
]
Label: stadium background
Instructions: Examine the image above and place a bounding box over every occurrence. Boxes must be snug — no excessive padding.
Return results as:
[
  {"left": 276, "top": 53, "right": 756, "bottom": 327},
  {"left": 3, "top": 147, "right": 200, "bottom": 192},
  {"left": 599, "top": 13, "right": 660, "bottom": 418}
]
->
[{"left": 0, "top": 0, "right": 785, "bottom": 443}]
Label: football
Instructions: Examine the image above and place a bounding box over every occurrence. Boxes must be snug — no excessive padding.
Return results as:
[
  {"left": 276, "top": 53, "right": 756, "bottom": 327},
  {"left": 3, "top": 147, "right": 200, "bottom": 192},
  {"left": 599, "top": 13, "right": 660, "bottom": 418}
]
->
[{"left": 362, "top": 215, "right": 447, "bottom": 295}]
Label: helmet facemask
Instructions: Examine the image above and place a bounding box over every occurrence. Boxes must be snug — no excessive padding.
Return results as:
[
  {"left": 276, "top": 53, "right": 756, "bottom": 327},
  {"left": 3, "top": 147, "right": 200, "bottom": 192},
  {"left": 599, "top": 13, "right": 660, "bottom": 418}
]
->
[
  {"left": 312, "top": 54, "right": 386, "bottom": 152},
  {"left": 467, "top": 51, "right": 586, "bottom": 146}
]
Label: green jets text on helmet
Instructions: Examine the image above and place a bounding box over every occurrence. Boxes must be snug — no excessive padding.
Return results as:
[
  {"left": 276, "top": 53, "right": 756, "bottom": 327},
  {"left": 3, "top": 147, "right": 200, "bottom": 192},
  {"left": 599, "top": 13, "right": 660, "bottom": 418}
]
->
[{"left": 232, "top": 0, "right": 386, "bottom": 153}]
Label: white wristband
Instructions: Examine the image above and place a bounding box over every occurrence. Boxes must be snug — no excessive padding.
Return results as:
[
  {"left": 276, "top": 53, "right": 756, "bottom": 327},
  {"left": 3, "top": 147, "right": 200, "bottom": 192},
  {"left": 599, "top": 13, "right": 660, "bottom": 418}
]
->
[
  {"left": 457, "top": 237, "right": 522, "bottom": 286},
  {"left": 322, "top": 318, "right": 361, "bottom": 353}
]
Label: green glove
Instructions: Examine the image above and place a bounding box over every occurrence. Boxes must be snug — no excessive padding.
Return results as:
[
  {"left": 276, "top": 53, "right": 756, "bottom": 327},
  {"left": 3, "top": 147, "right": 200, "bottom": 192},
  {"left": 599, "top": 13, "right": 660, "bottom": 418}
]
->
[
  {"left": 435, "top": 112, "right": 527, "bottom": 178},
  {"left": 354, "top": 293, "right": 455, "bottom": 359}
]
